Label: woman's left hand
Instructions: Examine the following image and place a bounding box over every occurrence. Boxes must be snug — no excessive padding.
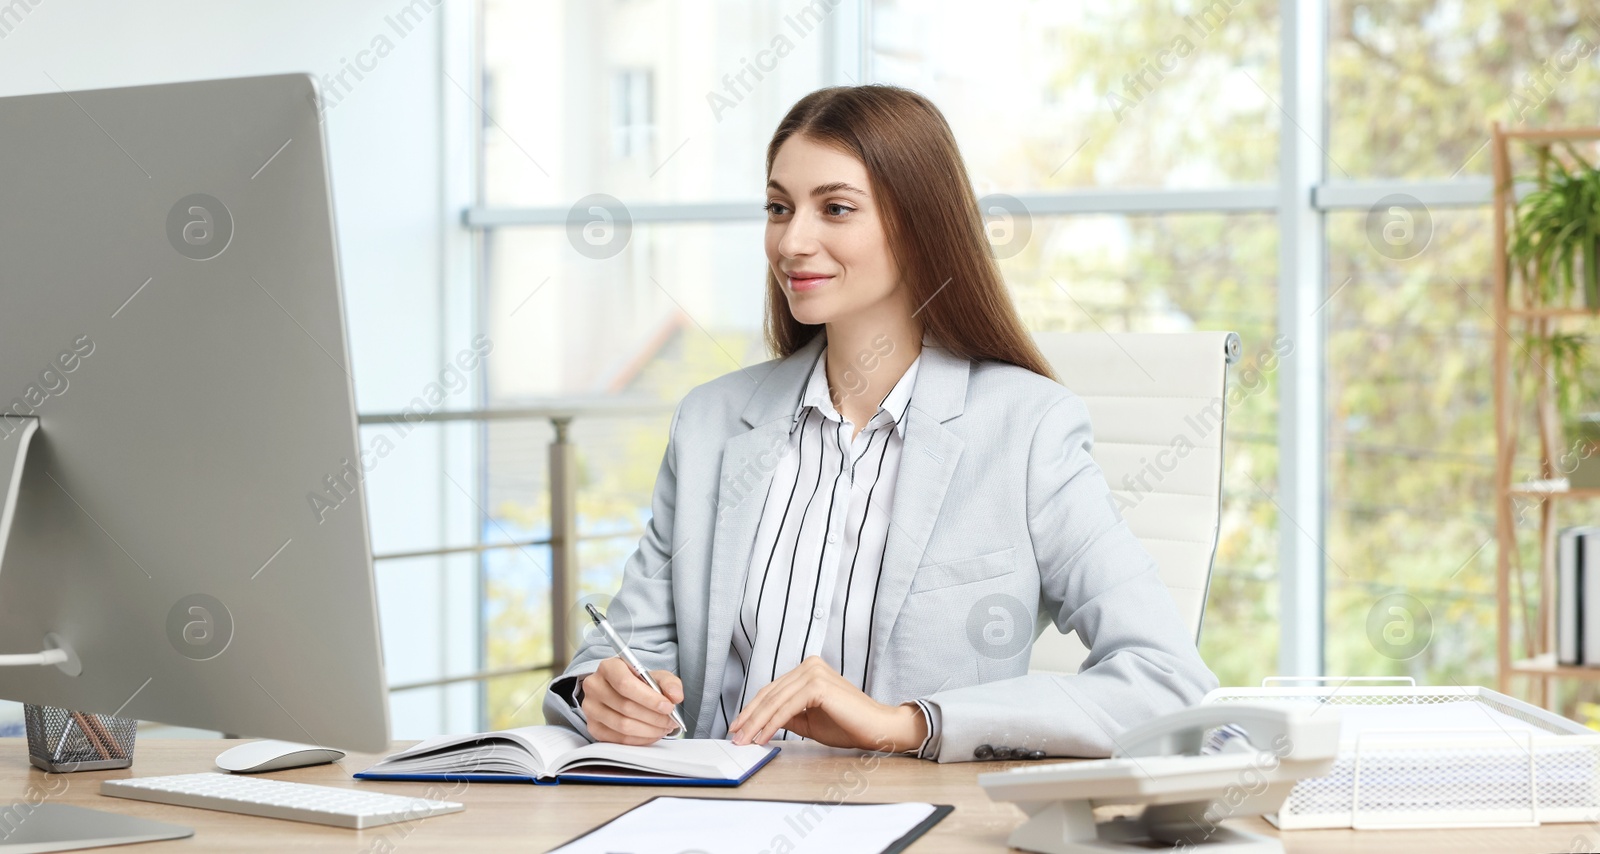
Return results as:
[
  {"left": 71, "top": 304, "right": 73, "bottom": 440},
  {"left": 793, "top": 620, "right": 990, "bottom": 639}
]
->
[{"left": 728, "top": 656, "right": 926, "bottom": 753}]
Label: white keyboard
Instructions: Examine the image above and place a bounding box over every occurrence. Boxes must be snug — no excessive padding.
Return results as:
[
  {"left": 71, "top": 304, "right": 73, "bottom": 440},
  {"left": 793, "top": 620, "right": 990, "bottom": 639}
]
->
[{"left": 101, "top": 772, "right": 464, "bottom": 830}]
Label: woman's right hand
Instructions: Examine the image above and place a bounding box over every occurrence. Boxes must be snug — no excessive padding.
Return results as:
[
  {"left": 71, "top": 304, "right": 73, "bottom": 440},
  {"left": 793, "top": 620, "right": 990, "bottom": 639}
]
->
[{"left": 578, "top": 656, "right": 685, "bottom": 745}]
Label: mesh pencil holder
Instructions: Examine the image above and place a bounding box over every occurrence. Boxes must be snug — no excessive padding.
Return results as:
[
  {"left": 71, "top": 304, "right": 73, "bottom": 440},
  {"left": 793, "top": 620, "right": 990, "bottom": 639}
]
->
[{"left": 24, "top": 703, "right": 137, "bottom": 772}]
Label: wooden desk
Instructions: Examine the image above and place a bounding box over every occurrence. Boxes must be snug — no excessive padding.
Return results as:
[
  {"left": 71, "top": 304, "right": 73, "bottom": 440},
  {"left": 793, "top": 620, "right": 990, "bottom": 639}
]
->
[{"left": 0, "top": 737, "right": 1593, "bottom": 852}]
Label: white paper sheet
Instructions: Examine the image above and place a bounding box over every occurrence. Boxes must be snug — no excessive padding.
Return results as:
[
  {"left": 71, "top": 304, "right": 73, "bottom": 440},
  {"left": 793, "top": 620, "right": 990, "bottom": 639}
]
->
[
  {"left": 1331, "top": 701, "right": 1550, "bottom": 743},
  {"left": 547, "top": 795, "right": 939, "bottom": 854}
]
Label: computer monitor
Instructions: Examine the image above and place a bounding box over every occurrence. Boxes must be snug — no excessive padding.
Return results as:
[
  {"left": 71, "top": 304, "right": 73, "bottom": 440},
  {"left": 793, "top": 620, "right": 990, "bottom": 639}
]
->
[{"left": 0, "top": 73, "right": 389, "bottom": 753}]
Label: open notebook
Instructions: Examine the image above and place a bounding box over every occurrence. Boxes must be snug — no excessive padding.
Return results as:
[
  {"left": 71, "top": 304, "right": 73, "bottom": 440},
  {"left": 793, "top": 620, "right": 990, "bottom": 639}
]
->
[{"left": 353, "top": 725, "right": 780, "bottom": 786}]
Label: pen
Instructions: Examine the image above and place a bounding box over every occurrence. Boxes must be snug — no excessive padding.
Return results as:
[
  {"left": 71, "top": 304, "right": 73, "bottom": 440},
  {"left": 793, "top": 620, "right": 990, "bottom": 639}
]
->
[{"left": 584, "top": 602, "right": 687, "bottom": 739}]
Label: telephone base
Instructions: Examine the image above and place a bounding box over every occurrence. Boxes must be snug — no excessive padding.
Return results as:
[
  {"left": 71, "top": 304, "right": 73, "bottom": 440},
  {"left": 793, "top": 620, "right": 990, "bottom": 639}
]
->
[{"left": 1007, "top": 800, "right": 1282, "bottom": 854}]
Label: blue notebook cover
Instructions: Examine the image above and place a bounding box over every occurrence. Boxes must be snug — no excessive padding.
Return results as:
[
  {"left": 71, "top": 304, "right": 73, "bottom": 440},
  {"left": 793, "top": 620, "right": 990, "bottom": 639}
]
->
[{"left": 354, "top": 744, "right": 780, "bottom": 787}]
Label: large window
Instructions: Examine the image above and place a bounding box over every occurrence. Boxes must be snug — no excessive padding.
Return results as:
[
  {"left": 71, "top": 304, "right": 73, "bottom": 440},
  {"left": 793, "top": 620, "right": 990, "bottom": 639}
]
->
[
  {"left": 1319, "top": 0, "right": 1600, "bottom": 708},
  {"left": 874, "top": 0, "right": 1280, "bottom": 190},
  {"left": 479, "top": 0, "right": 832, "bottom": 208},
  {"left": 1327, "top": 0, "right": 1600, "bottom": 179},
  {"left": 455, "top": 0, "right": 1600, "bottom": 729},
  {"left": 996, "top": 212, "right": 1282, "bottom": 682},
  {"left": 1324, "top": 209, "right": 1499, "bottom": 684}
]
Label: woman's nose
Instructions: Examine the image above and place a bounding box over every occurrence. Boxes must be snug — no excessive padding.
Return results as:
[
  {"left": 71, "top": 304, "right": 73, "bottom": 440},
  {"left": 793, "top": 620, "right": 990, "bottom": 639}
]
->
[{"left": 777, "top": 212, "right": 817, "bottom": 258}]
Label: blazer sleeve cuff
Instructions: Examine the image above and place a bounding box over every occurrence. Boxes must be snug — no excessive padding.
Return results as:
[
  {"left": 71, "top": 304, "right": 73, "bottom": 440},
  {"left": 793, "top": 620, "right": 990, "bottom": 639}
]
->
[
  {"left": 909, "top": 699, "right": 941, "bottom": 760},
  {"left": 543, "top": 662, "right": 606, "bottom": 741}
]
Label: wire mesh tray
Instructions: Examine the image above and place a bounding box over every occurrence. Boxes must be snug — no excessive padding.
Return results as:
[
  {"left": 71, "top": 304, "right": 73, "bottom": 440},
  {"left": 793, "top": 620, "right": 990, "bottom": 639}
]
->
[
  {"left": 24, "top": 704, "right": 137, "bottom": 773},
  {"left": 1204, "top": 677, "right": 1600, "bottom": 829}
]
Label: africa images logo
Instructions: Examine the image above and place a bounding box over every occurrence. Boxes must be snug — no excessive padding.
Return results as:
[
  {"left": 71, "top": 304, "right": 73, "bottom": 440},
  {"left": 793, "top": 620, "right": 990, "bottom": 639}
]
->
[
  {"left": 166, "top": 194, "right": 234, "bottom": 261},
  {"left": 166, "top": 594, "right": 234, "bottom": 661}
]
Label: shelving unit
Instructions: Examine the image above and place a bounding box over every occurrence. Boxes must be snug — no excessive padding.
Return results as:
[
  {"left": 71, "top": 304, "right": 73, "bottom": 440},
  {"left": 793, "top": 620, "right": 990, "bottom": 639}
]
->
[{"left": 1492, "top": 122, "right": 1600, "bottom": 706}]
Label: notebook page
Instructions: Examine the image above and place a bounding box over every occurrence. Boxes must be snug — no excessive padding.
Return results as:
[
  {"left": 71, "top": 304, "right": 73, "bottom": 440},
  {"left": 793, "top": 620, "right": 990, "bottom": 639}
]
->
[
  {"left": 502, "top": 725, "right": 591, "bottom": 771},
  {"left": 366, "top": 725, "right": 588, "bottom": 776},
  {"left": 548, "top": 796, "right": 937, "bottom": 854},
  {"left": 553, "top": 737, "right": 771, "bottom": 779},
  {"left": 1332, "top": 701, "right": 1550, "bottom": 743}
]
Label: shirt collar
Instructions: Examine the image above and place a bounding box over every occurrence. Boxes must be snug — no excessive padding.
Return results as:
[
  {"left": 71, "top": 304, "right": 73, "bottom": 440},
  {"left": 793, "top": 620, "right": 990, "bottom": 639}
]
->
[{"left": 791, "top": 345, "right": 922, "bottom": 439}]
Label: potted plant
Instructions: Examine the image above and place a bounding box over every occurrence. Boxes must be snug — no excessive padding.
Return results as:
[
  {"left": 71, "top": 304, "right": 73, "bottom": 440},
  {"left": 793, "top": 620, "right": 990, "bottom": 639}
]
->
[
  {"left": 1509, "top": 147, "right": 1600, "bottom": 309},
  {"left": 1507, "top": 145, "right": 1600, "bottom": 486}
]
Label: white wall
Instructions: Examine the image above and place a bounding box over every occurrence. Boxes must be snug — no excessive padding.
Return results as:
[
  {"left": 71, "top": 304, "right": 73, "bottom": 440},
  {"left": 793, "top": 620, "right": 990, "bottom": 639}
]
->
[{"left": 0, "top": 0, "right": 481, "bottom": 739}]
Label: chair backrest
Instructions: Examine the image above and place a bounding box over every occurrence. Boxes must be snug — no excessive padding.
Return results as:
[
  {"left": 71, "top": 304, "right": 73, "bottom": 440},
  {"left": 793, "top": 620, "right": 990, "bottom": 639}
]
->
[{"left": 1026, "top": 331, "right": 1238, "bottom": 675}]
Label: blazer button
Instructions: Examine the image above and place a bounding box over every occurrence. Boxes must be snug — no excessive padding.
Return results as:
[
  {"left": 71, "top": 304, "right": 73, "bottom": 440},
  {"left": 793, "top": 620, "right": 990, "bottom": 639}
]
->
[
  {"left": 993, "top": 746, "right": 1013, "bottom": 760},
  {"left": 1027, "top": 749, "right": 1046, "bottom": 761},
  {"left": 973, "top": 744, "right": 994, "bottom": 760}
]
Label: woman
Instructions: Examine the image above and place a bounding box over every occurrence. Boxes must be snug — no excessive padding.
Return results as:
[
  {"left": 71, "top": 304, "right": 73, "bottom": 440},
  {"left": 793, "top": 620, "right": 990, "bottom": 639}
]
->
[{"left": 543, "top": 85, "right": 1217, "bottom": 762}]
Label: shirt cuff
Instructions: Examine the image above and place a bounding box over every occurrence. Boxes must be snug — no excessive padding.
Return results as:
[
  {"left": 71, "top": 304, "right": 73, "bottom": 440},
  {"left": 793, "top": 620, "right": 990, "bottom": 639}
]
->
[
  {"left": 906, "top": 699, "right": 941, "bottom": 760},
  {"left": 555, "top": 674, "right": 587, "bottom": 723}
]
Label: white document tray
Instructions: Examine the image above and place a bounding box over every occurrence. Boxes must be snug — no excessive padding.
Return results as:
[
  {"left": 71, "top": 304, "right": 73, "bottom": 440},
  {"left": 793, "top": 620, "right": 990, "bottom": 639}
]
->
[{"left": 1205, "top": 678, "right": 1600, "bottom": 829}]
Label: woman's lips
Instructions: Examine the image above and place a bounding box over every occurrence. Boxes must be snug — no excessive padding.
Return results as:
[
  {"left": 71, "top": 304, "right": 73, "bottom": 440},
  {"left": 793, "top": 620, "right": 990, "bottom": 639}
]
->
[{"left": 787, "top": 275, "right": 833, "bottom": 292}]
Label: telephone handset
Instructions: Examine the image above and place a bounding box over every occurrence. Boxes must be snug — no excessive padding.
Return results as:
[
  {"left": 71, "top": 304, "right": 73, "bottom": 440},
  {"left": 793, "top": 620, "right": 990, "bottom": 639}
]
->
[
  {"left": 979, "top": 703, "right": 1340, "bottom": 854},
  {"left": 1116, "top": 701, "right": 1337, "bottom": 761}
]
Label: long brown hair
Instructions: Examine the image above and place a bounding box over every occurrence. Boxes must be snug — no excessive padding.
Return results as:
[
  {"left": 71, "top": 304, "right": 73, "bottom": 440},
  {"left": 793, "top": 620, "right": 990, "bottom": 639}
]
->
[{"left": 763, "top": 85, "right": 1054, "bottom": 380}]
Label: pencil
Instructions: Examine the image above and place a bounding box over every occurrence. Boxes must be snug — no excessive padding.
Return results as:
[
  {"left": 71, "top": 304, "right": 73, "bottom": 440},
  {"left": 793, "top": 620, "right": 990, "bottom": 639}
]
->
[
  {"left": 84, "top": 713, "right": 124, "bottom": 759},
  {"left": 71, "top": 711, "right": 112, "bottom": 761}
]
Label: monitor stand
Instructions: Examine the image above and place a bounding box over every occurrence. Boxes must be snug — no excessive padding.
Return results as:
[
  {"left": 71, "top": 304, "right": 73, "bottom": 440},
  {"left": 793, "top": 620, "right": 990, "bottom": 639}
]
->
[
  {"left": 0, "top": 415, "right": 36, "bottom": 574},
  {"left": 0, "top": 803, "right": 192, "bottom": 852}
]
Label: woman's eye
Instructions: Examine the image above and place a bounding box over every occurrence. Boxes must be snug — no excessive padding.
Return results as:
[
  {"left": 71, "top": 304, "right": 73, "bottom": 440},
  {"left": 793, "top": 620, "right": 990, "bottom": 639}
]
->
[
  {"left": 764, "top": 202, "right": 790, "bottom": 216},
  {"left": 825, "top": 203, "right": 854, "bottom": 217}
]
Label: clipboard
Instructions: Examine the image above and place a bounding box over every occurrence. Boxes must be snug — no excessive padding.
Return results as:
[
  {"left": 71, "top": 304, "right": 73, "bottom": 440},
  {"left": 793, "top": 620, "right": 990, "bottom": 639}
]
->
[{"left": 545, "top": 794, "right": 954, "bottom": 853}]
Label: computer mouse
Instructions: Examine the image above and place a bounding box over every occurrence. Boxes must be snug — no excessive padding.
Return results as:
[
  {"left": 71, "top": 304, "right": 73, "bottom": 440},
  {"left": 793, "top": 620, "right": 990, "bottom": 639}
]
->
[{"left": 215, "top": 739, "right": 347, "bottom": 773}]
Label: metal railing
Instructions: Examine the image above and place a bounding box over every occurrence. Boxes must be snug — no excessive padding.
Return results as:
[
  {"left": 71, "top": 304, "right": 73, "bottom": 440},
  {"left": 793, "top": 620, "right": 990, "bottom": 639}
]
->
[{"left": 357, "top": 397, "right": 674, "bottom": 693}]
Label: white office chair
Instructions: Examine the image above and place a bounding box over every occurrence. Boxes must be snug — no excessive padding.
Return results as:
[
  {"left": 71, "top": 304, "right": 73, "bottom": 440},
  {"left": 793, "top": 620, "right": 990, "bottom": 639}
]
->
[{"left": 1027, "top": 331, "right": 1240, "bottom": 675}]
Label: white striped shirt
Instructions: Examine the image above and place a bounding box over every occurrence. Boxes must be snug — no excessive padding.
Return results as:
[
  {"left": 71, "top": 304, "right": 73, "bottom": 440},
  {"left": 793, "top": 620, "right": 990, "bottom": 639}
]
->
[{"left": 710, "top": 345, "right": 933, "bottom": 753}]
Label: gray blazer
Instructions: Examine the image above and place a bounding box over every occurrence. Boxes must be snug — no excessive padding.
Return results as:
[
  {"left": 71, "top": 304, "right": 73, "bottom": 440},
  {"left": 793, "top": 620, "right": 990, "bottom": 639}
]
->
[{"left": 544, "top": 332, "right": 1218, "bottom": 762}]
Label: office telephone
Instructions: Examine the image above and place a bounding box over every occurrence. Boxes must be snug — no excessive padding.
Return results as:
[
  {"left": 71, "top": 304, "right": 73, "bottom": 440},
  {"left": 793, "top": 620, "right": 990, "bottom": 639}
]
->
[{"left": 979, "top": 703, "right": 1340, "bottom": 854}]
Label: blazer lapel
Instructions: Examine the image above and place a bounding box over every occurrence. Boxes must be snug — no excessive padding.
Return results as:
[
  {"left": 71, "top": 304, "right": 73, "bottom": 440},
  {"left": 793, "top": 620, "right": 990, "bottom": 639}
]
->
[
  {"left": 864, "top": 344, "right": 969, "bottom": 695},
  {"left": 692, "top": 334, "right": 826, "bottom": 736}
]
